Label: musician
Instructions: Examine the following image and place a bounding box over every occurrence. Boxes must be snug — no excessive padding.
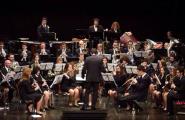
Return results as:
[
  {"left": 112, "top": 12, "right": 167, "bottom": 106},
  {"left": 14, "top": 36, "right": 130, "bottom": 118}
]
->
[
  {"left": 88, "top": 18, "right": 104, "bottom": 48},
  {"left": 109, "top": 41, "right": 120, "bottom": 64},
  {"left": 120, "top": 55, "right": 131, "bottom": 67},
  {"left": 141, "top": 58, "right": 155, "bottom": 77},
  {"left": 57, "top": 42, "right": 71, "bottom": 63},
  {"left": 108, "top": 64, "right": 127, "bottom": 105},
  {"left": 166, "top": 31, "right": 180, "bottom": 57},
  {"left": 19, "top": 67, "right": 43, "bottom": 115},
  {"left": 37, "top": 17, "right": 50, "bottom": 41},
  {"left": 118, "top": 65, "right": 151, "bottom": 111},
  {"left": 31, "top": 53, "right": 40, "bottom": 70},
  {"left": 166, "top": 52, "right": 179, "bottom": 67},
  {"left": 18, "top": 43, "right": 31, "bottom": 65},
  {"left": 102, "top": 57, "right": 110, "bottom": 73},
  {"left": 37, "top": 42, "right": 50, "bottom": 55},
  {"left": 167, "top": 67, "right": 185, "bottom": 116},
  {"left": 0, "top": 41, "right": 7, "bottom": 67},
  {"left": 32, "top": 67, "right": 53, "bottom": 110},
  {"left": 7, "top": 53, "right": 19, "bottom": 70},
  {"left": 61, "top": 63, "right": 80, "bottom": 107},
  {"left": 109, "top": 21, "right": 122, "bottom": 42},
  {"left": 81, "top": 49, "right": 105, "bottom": 110},
  {"left": 76, "top": 40, "right": 89, "bottom": 57},
  {"left": 97, "top": 43, "right": 104, "bottom": 55},
  {"left": 162, "top": 68, "right": 177, "bottom": 111},
  {"left": 0, "top": 60, "right": 15, "bottom": 104}
]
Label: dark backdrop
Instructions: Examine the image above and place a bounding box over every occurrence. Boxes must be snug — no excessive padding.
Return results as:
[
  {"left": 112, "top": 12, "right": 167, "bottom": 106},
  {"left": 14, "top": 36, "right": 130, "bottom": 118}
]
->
[{"left": 0, "top": 0, "right": 184, "bottom": 42}]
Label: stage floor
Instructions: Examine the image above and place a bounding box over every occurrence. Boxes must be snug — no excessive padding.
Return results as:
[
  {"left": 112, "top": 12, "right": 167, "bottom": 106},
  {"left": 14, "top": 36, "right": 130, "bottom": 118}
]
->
[{"left": 0, "top": 94, "right": 185, "bottom": 120}]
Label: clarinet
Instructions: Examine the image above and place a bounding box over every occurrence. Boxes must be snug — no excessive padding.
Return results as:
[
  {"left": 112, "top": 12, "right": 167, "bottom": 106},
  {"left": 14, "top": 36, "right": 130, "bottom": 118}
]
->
[{"left": 30, "top": 75, "right": 43, "bottom": 94}]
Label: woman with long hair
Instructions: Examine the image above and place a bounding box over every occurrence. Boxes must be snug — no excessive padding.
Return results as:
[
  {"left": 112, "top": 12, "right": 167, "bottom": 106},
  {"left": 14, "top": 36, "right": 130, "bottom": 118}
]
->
[{"left": 19, "top": 67, "right": 43, "bottom": 115}]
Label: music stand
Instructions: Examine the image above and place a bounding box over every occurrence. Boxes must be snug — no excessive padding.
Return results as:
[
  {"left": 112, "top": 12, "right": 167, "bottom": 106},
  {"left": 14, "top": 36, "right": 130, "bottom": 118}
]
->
[
  {"left": 102, "top": 54, "right": 112, "bottom": 61},
  {"left": 101, "top": 73, "right": 114, "bottom": 82},
  {"left": 50, "top": 74, "right": 64, "bottom": 88},
  {"left": 14, "top": 72, "right": 22, "bottom": 80},
  {"left": 41, "top": 32, "right": 56, "bottom": 41},
  {"left": 40, "top": 55, "right": 50, "bottom": 62},
  {"left": 14, "top": 65, "right": 29, "bottom": 72},
  {"left": 134, "top": 51, "right": 148, "bottom": 58},
  {"left": 40, "top": 62, "right": 54, "bottom": 71},
  {"left": 125, "top": 66, "right": 138, "bottom": 74},
  {"left": 107, "top": 63, "right": 117, "bottom": 71}
]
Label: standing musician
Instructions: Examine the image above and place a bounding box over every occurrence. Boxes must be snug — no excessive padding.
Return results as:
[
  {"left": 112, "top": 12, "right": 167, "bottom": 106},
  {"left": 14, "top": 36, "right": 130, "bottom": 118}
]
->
[
  {"left": 32, "top": 67, "right": 53, "bottom": 110},
  {"left": 37, "top": 17, "right": 50, "bottom": 41},
  {"left": 81, "top": 49, "right": 105, "bottom": 110},
  {"left": 18, "top": 67, "right": 43, "bottom": 115},
  {"left": 118, "top": 65, "right": 151, "bottom": 111},
  {"left": 167, "top": 67, "right": 185, "bottom": 116},
  {"left": 88, "top": 18, "right": 104, "bottom": 48}
]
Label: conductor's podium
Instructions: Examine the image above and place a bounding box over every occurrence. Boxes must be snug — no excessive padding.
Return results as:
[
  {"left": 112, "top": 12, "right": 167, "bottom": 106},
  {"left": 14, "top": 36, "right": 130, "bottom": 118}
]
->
[{"left": 62, "top": 109, "right": 107, "bottom": 120}]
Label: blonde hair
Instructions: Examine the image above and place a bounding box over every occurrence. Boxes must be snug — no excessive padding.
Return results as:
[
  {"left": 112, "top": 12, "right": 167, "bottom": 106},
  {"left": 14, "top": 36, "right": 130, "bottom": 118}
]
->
[{"left": 22, "top": 67, "right": 32, "bottom": 80}]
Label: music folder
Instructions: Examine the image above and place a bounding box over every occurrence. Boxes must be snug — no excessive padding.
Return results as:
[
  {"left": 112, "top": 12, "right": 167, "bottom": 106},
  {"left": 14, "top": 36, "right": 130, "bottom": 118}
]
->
[
  {"left": 125, "top": 65, "right": 138, "bottom": 74},
  {"left": 40, "top": 62, "right": 54, "bottom": 70},
  {"left": 101, "top": 73, "right": 114, "bottom": 82}
]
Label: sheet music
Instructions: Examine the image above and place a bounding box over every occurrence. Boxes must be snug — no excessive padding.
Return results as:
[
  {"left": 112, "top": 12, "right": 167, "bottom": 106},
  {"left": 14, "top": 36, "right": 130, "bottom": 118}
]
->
[
  {"left": 151, "top": 63, "right": 157, "bottom": 70},
  {"left": 14, "top": 72, "right": 22, "bottom": 80},
  {"left": 125, "top": 66, "right": 137, "bottom": 74},
  {"left": 134, "top": 51, "right": 148, "bottom": 58},
  {"left": 40, "top": 63, "right": 47, "bottom": 70},
  {"left": 45, "top": 63, "right": 54, "bottom": 70},
  {"left": 14, "top": 65, "right": 29, "bottom": 72},
  {"left": 107, "top": 63, "right": 117, "bottom": 71},
  {"left": 101, "top": 73, "right": 114, "bottom": 81},
  {"left": 54, "top": 64, "right": 63, "bottom": 72},
  {"left": 50, "top": 74, "right": 64, "bottom": 88},
  {"left": 102, "top": 54, "right": 112, "bottom": 60}
]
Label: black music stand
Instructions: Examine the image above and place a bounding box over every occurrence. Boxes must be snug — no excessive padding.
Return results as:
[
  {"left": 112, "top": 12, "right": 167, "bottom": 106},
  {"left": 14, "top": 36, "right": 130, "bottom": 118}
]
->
[
  {"left": 40, "top": 55, "right": 50, "bottom": 62},
  {"left": 89, "top": 32, "right": 103, "bottom": 48},
  {"left": 40, "top": 62, "right": 54, "bottom": 71},
  {"left": 41, "top": 32, "right": 56, "bottom": 41}
]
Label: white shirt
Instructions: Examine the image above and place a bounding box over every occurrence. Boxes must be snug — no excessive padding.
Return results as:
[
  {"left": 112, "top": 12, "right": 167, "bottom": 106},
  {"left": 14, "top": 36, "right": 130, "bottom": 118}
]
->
[{"left": 94, "top": 25, "right": 98, "bottom": 32}]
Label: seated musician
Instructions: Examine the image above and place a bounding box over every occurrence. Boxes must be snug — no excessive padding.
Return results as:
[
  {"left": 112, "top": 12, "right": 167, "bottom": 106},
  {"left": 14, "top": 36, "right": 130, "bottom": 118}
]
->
[
  {"left": 97, "top": 43, "right": 104, "bottom": 55},
  {"left": 7, "top": 53, "right": 19, "bottom": 70},
  {"left": 108, "top": 64, "right": 127, "bottom": 105},
  {"left": 141, "top": 58, "right": 155, "bottom": 77},
  {"left": 57, "top": 42, "right": 71, "bottom": 63},
  {"left": 0, "top": 41, "right": 7, "bottom": 67},
  {"left": 31, "top": 53, "right": 41, "bottom": 70},
  {"left": 19, "top": 67, "right": 43, "bottom": 115},
  {"left": 126, "top": 40, "right": 136, "bottom": 64},
  {"left": 76, "top": 40, "right": 89, "bottom": 57},
  {"left": 166, "top": 52, "right": 179, "bottom": 67},
  {"left": 118, "top": 65, "right": 151, "bottom": 111},
  {"left": 162, "top": 67, "right": 177, "bottom": 111},
  {"left": 109, "top": 41, "right": 121, "bottom": 64},
  {"left": 37, "top": 42, "right": 50, "bottom": 56},
  {"left": 151, "top": 67, "right": 168, "bottom": 109},
  {"left": 32, "top": 67, "right": 53, "bottom": 110},
  {"left": 120, "top": 55, "right": 132, "bottom": 67},
  {"left": 61, "top": 63, "right": 80, "bottom": 107},
  {"left": 18, "top": 43, "right": 31, "bottom": 65},
  {"left": 0, "top": 60, "right": 15, "bottom": 104},
  {"left": 167, "top": 67, "right": 185, "bottom": 116}
]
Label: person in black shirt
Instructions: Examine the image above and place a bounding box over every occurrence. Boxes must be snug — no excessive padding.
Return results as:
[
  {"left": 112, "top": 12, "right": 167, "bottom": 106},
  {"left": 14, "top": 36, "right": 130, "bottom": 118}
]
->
[{"left": 37, "top": 17, "right": 50, "bottom": 41}]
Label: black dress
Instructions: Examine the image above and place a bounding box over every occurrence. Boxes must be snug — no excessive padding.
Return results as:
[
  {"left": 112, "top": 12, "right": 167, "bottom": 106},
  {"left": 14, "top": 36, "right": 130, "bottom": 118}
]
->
[
  {"left": 19, "top": 79, "right": 42, "bottom": 102},
  {"left": 61, "top": 75, "right": 76, "bottom": 92}
]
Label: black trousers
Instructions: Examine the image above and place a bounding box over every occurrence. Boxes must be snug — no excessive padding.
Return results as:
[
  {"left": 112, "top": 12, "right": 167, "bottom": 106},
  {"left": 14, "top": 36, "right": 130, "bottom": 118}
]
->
[
  {"left": 167, "top": 90, "right": 185, "bottom": 113},
  {"left": 83, "top": 82, "right": 99, "bottom": 108}
]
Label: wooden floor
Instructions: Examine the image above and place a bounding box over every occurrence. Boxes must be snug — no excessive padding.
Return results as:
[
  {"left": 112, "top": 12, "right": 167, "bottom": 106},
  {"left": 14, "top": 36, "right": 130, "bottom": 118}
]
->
[{"left": 0, "top": 94, "right": 185, "bottom": 120}]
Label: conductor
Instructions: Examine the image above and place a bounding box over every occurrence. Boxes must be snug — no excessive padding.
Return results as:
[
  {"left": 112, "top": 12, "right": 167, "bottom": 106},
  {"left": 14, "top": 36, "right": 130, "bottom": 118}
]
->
[{"left": 81, "top": 49, "right": 105, "bottom": 110}]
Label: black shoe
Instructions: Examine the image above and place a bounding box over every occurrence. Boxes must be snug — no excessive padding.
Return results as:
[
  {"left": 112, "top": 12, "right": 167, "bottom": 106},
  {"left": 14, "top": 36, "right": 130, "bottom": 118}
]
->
[
  {"left": 81, "top": 106, "right": 88, "bottom": 110},
  {"left": 91, "top": 107, "right": 96, "bottom": 110},
  {"left": 167, "top": 112, "right": 174, "bottom": 116}
]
